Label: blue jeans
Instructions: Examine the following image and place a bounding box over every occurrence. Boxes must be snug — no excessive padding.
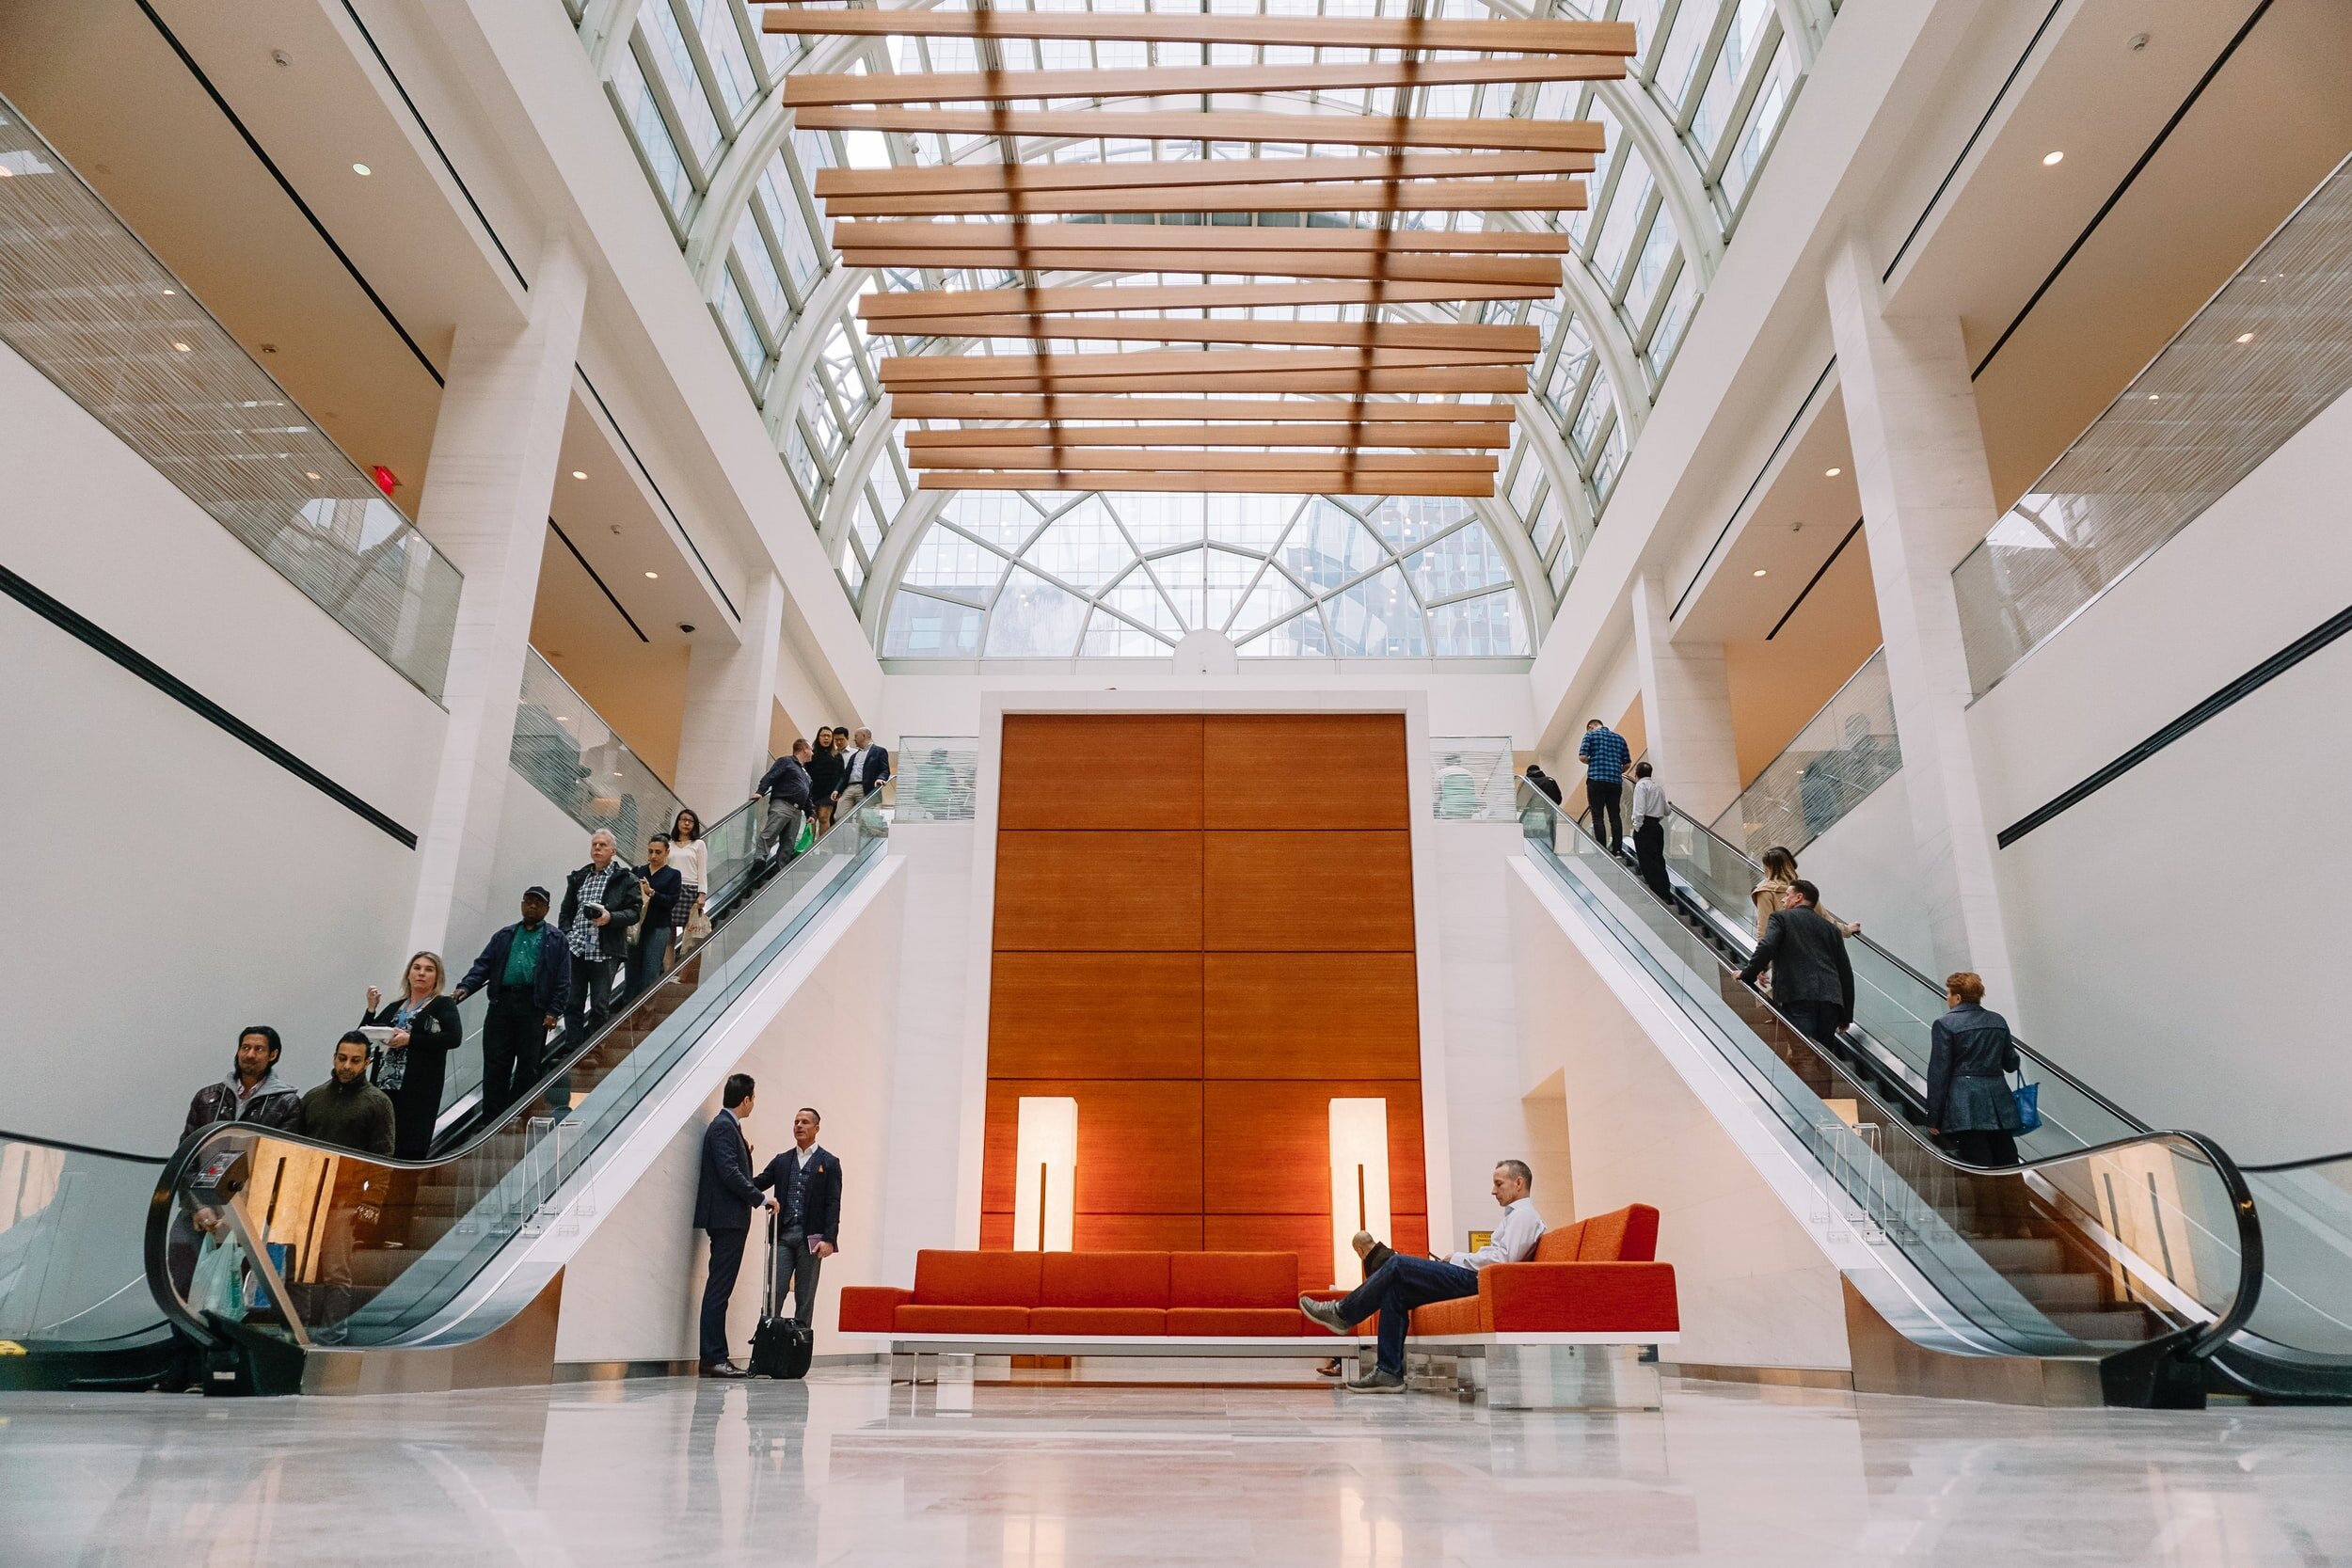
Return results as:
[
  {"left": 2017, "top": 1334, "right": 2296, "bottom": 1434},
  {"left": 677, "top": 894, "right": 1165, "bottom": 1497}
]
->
[
  {"left": 624, "top": 923, "right": 673, "bottom": 1005},
  {"left": 1333, "top": 1254, "right": 1481, "bottom": 1376}
]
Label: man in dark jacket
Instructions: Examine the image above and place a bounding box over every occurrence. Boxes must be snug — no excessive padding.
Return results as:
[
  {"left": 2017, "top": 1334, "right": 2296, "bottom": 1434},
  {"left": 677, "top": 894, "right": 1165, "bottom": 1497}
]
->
[
  {"left": 835, "top": 729, "right": 891, "bottom": 819},
  {"left": 299, "top": 1033, "right": 399, "bottom": 1155},
  {"left": 755, "top": 1106, "right": 842, "bottom": 1330},
  {"left": 1737, "top": 879, "right": 1854, "bottom": 1049},
  {"left": 183, "top": 1026, "right": 304, "bottom": 1138},
  {"left": 299, "top": 1031, "right": 398, "bottom": 1340},
  {"left": 558, "top": 829, "right": 642, "bottom": 1053},
  {"left": 453, "top": 887, "right": 573, "bottom": 1121},
  {"left": 751, "top": 739, "right": 815, "bottom": 872},
  {"left": 695, "top": 1073, "right": 775, "bottom": 1378}
]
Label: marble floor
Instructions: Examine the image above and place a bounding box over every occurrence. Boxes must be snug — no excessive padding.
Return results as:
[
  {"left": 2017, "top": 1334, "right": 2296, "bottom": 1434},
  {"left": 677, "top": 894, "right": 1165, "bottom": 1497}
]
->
[{"left": 3, "top": 1364, "right": 2350, "bottom": 1566}]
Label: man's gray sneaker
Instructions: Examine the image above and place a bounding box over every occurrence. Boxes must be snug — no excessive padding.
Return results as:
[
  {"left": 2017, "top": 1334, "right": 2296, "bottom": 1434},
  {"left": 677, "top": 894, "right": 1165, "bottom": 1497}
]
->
[
  {"left": 1298, "top": 1295, "right": 1353, "bottom": 1335},
  {"left": 1344, "top": 1370, "right": 1406, "bottom": 1393}
]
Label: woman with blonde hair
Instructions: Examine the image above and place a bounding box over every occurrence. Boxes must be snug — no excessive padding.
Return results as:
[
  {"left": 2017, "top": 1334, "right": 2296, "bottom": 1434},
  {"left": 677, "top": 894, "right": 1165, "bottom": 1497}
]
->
[
  {"left": 361, "top": 951, "right": 461, "bottom": 1160},
  {"left": 1753, "top": 847, "right": 1860, "bottom": 942}
]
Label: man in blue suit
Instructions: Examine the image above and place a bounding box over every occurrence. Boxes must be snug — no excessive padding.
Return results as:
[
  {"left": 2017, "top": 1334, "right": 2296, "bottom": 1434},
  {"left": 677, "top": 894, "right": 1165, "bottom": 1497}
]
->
[
  {"left": 755, "top": 1107, "right": 843, "bottom": 1329},
  {"left": 694, "top": 1072, "right": 774, "bottom": 1378}
]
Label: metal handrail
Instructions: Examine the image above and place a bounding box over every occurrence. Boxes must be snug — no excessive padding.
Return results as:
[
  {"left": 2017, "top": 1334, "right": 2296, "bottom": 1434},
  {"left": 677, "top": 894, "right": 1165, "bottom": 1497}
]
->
[
  {"left": 1519, "top": 781, "right": 2265, "bottom": 1366},
  {"left": 0, "top": 1129, "right": 172, "bottom": 1165},
  {"left": 143, "top": 798, "right": 887, "bottom": 1347}
]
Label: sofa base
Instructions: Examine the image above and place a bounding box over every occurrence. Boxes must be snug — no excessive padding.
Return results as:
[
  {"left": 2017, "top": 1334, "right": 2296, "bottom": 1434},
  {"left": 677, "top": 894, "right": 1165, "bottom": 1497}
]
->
[{"left": 1410, "top": 1341, "right": 1664, "bottom": 1412}]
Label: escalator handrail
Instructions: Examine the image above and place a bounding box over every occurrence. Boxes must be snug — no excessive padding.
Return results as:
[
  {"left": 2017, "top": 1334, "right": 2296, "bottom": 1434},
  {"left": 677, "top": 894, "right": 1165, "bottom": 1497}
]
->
[
  {"left": 140, "top": 797, "right": 888, "bottom": 1345},
  {"left": 0, "top": 1128, "right": 172, "bottom": 1164},
  {"left": 1520, "top": 783, "right": 2265, "bottom": 1364},
  {"left": 1652, "top": 799, "right": 2158, "bottom": 1139},
  {"left": 2240, "top": 1148, "right": 2352, "bottom": 1174}
]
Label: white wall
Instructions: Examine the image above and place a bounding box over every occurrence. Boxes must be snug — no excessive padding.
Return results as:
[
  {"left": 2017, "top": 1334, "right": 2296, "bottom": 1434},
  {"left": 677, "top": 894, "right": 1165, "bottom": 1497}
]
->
[
  {"left": 0, "top": 341, "right": 444, "bottom": 1148},
  {"left": 1788, "top": 772, "right": 1937, "bottom": 969},
  {"left": 1964, "top": 387, "right": 2352, "bottom": 1160}
]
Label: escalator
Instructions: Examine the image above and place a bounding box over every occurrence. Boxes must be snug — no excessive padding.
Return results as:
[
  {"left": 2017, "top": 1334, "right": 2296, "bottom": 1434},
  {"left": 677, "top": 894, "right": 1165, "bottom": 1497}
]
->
[
  {"left": 1530, "top": 785, "right": 2352, "bottom": 1402},
  {"left": 1516, "top": 782, "right": 2265, "bottom": 1406},
  {"left": 0, "top": 1132, "right": 178, "bottom": 1390},
  {"left": 103, "top": 795, "right": 888, "bottom": 1394}
]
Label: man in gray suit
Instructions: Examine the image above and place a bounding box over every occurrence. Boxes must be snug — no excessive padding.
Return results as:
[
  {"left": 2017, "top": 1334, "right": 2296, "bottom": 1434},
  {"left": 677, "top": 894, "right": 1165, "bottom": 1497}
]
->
[{"left": 1737, "top": 879, "right": 1854, "bottom": 1049}]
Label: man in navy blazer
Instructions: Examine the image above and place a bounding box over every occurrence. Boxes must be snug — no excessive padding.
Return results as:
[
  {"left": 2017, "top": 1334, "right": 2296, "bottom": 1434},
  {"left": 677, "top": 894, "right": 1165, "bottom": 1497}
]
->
[
  {"left": 835, "top": 729, "right": 891, "bottom": 819},
  {"left": 694, "top": 1073, "right": 774, "bottom": 1378},
  {"left": 755, "top": 1107, "right": 843, "bottom": 1329}
]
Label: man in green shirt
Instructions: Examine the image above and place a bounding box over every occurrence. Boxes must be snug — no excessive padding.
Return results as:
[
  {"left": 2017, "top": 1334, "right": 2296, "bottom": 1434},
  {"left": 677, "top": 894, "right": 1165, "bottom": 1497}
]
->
[{"left": 453, "top": 887, "right": 574, "bottom": 1122}]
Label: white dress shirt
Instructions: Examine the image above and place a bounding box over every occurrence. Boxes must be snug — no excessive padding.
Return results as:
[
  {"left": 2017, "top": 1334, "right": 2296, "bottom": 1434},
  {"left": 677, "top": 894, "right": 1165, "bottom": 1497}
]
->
[
  {"left": 1630, "top": 776, "right": 1667, "bottom": 822},
  {"left": 1449, "top": 1197, "right": 1545, "bottom": 1270}
]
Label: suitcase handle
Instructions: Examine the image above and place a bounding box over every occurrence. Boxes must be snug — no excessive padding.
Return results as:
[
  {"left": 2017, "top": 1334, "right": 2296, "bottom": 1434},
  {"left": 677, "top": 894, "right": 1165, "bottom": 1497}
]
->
[{"left": 763, "top": 1206, "right": 782, "bottom": 1318}]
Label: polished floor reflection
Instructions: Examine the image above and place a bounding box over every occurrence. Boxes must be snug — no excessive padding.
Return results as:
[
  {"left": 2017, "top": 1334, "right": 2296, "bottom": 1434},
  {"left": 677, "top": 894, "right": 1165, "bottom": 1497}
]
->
[{"left": 4, "top": 1364, "right": 2350, "bottom": 1565}]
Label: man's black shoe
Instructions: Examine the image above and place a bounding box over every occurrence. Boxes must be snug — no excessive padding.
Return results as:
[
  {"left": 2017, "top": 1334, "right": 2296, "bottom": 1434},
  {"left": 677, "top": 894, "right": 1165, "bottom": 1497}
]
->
[{"left": 701, "top": 1360, "right": 750, "bottom": 1379}]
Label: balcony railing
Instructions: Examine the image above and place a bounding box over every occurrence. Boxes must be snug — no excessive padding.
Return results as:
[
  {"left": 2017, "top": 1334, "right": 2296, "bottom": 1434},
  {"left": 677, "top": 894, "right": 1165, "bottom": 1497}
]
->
[
  {"left": 510, "top": 648, "right": 684, "bottom": 844},
  {"left": 1711, "top": 648, "right": 1900, "bottom": 859}
]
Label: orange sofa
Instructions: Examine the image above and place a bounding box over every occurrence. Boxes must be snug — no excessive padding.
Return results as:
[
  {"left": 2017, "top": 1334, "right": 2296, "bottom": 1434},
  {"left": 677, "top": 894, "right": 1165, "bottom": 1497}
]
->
[{"left": 838, "top": 1205, "right": 1677, "bottom": 1343}]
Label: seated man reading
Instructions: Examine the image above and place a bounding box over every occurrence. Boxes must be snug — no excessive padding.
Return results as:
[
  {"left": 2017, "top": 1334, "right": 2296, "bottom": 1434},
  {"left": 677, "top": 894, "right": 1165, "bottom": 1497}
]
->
[{"left": 1300, "top": 1159, "right": 1544, "bottom": 1392}]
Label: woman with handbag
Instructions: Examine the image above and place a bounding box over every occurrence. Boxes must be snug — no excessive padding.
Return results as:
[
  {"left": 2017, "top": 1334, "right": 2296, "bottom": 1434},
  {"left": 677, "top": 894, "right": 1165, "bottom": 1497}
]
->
[
  {"left": 1926, "top": 970, "right": 2032, "bottom": 1235},
  {"left": 362, "top": 952, "right": 461, "bottom": 1161},
  {"left": 668, "top": 807, "right": 712, "bottom": 959}
]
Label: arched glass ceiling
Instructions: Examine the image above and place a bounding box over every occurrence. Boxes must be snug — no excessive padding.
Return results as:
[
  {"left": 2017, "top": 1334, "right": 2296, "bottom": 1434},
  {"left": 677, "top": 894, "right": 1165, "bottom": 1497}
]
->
[{"left": 570, "top": 0, "right": 1833, "bottom": 651}]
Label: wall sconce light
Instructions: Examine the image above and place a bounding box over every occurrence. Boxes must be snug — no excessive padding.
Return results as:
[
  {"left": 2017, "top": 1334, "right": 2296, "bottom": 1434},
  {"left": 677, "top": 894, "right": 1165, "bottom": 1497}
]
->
[
  {"left": 1327, "top": 1098, "right": 1391, "bottom": 1288},
  {"left": 1013, "top": 1096, "right": 1077, "bottom": 1252}
]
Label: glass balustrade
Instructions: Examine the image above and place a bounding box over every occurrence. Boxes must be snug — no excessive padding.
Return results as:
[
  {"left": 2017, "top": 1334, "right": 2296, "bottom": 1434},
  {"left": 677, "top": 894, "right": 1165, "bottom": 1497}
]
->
[{"left": 0, "top": 1132, "right": 175, "bottom": 1386}]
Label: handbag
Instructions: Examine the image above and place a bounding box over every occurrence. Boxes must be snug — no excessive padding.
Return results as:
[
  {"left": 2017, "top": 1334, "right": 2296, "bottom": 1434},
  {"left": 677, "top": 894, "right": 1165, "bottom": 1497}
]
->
[
  {"left": 2011, "top": 1076, "right": 2042, "bottom": 1133},
  {"left": 793, "top": 816, "right": 816, "bottom": 854}
]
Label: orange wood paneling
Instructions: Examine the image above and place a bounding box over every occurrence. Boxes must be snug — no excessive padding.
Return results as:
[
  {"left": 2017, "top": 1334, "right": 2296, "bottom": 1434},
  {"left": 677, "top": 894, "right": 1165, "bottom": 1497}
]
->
[
  {"left": 991, "top": 953, "right": 1203, "bottom": 1078},
  {"left": 1205, "top": 1212, "right": 1430, "bottom": 1288},
  {"left": 1202, "top": 953, "right": 1420, "bottom": 1079},
  {"left": 1200, "top": 1080, "right": 1425, "bottom": 1216},
  {"left": 998, "top": 714, "right": 1204, "bottom": 829},
  {"left": 994, "top": 832, "right": 1203, "bottom": 950},
  {"left": 1202, "top": 714, "right": 1410, "bottom": 830},
  {"left": 1202, "top": 832, "right": 1415, "bottom": 950},
  {"left": 1076, "top": 1213, "right": 1204, "bottom": 1251},
  {"left": 980, "top": 1212, "right": 1014, "bottom": 1250},
  {"left": 984, "top": 1079, "right": 1204, "bottom": 1214}
]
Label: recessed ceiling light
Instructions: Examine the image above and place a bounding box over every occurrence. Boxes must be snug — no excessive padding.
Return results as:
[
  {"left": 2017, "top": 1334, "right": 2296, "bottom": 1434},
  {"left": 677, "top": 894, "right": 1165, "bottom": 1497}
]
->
[
  {"left": 304, "top": 470, "right": 321, "bottom": 480},
  {"left": 2042, "top": 150, "right": 2064, "bottom": 166},
  {"left": 2234, "top": 332, "right": 2254, "bottom": 343},
  {"left": 644, "top": 570, "right": 660, "bottom": 579},
  {"left": 2147, "top": 393, "right": 2161, "bottom": 401},
  {"left": 351, "top": 163, "right": 372, "bottom": 176},
  {"left": 171, "top": 341, "right": 191, "bottom": 352},
  {"left": 572, "top": 470, "right": 588, "bottom": 480},
  {"left": 161, "top": 288, "right": 176, "bottom": 296},
  {"left": 1824, "top": 466, "right": 1841, "bottom": 477},
  {"left": 1753, "top": 568, "right": 1768, "bottom": 578}
]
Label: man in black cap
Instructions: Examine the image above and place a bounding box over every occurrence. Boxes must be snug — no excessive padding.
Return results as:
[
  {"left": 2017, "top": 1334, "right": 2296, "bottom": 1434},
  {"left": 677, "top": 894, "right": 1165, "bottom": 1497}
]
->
[{"left": 453, "top": 886, "right": 573, "bottom": 1122}]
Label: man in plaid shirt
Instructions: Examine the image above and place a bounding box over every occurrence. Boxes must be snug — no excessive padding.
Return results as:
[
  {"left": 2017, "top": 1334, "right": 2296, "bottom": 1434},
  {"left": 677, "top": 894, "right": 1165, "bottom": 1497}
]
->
[{"left": 1579, "top": 718, "right": 1631, "bottom": 855}]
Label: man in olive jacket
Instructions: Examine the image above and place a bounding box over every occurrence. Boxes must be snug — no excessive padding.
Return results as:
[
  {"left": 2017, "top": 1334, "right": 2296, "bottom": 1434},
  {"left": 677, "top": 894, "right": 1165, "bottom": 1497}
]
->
[{"left": 299, "top": 1031, "right": 397, "bottom": 1342}]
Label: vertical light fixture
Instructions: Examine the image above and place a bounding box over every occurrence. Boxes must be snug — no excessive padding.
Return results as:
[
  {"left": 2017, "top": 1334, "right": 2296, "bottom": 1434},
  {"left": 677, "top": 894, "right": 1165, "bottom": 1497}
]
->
[
  {"left": 1013, "top": 1096, "right": 1077, "bottom": 1252},
  {"left": 1327, "top": 1099, "right": 1391, "bottom": 1289}
]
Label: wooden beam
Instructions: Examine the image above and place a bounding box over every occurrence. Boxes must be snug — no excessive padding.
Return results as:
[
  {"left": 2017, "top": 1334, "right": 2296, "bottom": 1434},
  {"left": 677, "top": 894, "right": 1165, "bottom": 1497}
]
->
[
  {"left": 920, "top": 470, "right": 1496, "bottom": 497},
  {"left": 911, "top": 449, "right": 1497, "bottom": 474},
  {"left": 821, "top": 177, "right": 1586, "bottom": 218},
  {"left": 860, "top": 281, "right": 1552, "bottom": 320},
  {"left": 791, "top": 107, "right": 1608, "bottom": 153},
  {"left": 782, "top": 57, "right": 1625, "bottom": 109},
  {"left": 906, "top": 423, "right": 1512, "bottom": 449},
  {"left": 882, "top": 368, "right": 1529, "bottom": 393},
  {"left": 834, "top": 249, "right": 1565, "bottom": 285},
  {"left": 815, "top": 150, "right": 1593, "bottom": 198},
  {"left": 881, "top": 348, "right": 1531, "bottom": 383},
  {"left": 888, "top": 394, "right": 1513, "bottom": 420},
  {"left": 762, "top": 8, "right": 1638, "bottom": 57},
  {"left": 871, "top": 317, "right": 1541, "bottom": 352},
  {"left": 834, "top": 221, "right": 1574, "bottom": 255}
]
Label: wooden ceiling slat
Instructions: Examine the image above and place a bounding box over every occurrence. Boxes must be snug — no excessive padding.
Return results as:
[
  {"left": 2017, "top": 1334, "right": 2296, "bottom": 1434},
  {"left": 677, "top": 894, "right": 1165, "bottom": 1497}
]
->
[
  {"left": 872, "top": 317, "right": 1540, "bottom": 352},
  {"left": 884, "top": 368, "right": 1530, "bottom": 393},
  {"left": 761, "top": 8, "right": 1637, "bottom": 55},
  {"left": 782, "top": 57, "right": 1625, "bottom": 109},
  {"left": 814, "top": 150, "right": 1593, "bottom": 198},
  {"left": 882, "top": 347, "right": 1531, "bottom": 383},
  {"left": 889, "top": 395, "right": 1512, "bottom": 420},
  {"left": 792, "top": 107, "right": 1606, "bottom": 151},
  {"left": 821, "top": 177, "right": 1587, "bottom": 217},
  {"left": 860, "top": 281, "right": 1551, "bottom": 320},
  {"left": 834, "top": 249, "right": 1565, "bottom": 284},
  {"left": 834, "top": 221, "right": 1573, "bottom": 254},
  {"left": 911, "top": 449, "right": 1497, "bottom": 474},
  {"left": 906, "top": 423, "right": 1512, "bottom": 449},
  {"left": 920, "top": 471, "right": 1496, "bottom": 497}
]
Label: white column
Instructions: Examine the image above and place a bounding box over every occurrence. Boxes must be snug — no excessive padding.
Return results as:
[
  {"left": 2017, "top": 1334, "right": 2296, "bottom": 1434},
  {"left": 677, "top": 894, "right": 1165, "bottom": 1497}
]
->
[
  {"left": 406, "top": 238, "right": 589, "bottom": 958},
  {"left": 1629, "top": 573, "right": 1743, "bottom": 823},
  {"left": 1822, "top": 233, "right": 2016, "bottom": 1004},
  {"left": 673, "top": 570, "right": 786, "bottom": 820}
]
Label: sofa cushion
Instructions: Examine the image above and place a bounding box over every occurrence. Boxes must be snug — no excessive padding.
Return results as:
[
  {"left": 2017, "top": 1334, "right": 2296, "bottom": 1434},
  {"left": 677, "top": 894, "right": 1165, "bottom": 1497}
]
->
[
  {"left": 1407, "top": 1294, "right": 1486, "bottom": 1336},
  {"left": 1029, "top": 1307, "right": 1168, "bottom": 1336},
  {"left": 895, "top": 1305, "right": 1033, "bottom": 1334},
  {"left": 1532, "top": 1222, "right": 1584, "bottom": 1264},
  {"left": 1167, "top": 1307, "right": 1318, "bottom": 1338},
  {"left": 1482, "top": 1262, "right": 1679, "bottom": 1334},
  {"left": 837, "top": 1287, "right": 911, "bottom": 1334},
  {"left": 1041, "top": 1252, "right": 1170, "bottom": 1309},
  {"left": 912, "top": 1250, "right": 1043, "bottom": 1307},
  {"left": 1170, "top": 1251, "right": 1298, "bottom": 1308},
  {"left": 1576, "top": 1205, "right": 1661, "bottom": 1263}
]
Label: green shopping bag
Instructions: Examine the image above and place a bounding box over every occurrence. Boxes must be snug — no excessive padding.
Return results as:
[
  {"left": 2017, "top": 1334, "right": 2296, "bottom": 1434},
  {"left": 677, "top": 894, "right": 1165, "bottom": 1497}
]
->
[{"left": 794, "top": 816, "right": 816, "bottom": 853}]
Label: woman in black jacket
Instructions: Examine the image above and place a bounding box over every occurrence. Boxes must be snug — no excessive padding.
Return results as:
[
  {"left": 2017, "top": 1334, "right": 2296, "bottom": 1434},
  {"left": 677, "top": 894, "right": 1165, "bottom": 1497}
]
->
[
  {"left": 806, "top": 725, "right": 848, "bottom": 833},
  {"left": 362, "top": 951, "right": 463, "bottom": 1160},
  {"left": 1927, "top": 970, "right": 2031, "bottom": 1235}
]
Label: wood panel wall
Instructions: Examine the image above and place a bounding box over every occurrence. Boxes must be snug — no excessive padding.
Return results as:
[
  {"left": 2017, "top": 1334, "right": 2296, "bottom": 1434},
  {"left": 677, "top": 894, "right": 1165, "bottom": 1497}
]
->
[{"left": 985, "top": 713, "right": 1425, "bottom": 1281}]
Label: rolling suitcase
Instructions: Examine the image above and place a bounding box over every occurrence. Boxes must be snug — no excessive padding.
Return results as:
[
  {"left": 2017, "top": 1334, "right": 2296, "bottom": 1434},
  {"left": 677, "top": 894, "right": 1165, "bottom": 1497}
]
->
[{"left": 749, "top": 1211, "right": 814, "bottom": 1380}]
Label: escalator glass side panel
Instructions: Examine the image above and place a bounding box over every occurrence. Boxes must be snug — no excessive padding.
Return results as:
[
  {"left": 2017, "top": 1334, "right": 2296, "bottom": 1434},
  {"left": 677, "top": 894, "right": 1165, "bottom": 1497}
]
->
[
  {"left": 146, "top": 798, "right": 890, "bottom": 1352},
  {"left": 0, "top": 1132, "right": 171, "bottom": 1372},
  {"left": 1517, "top": 784, "right": 2260, "bottom": 1369},
  {"left": 2229, "top": 1156, "right": 2352, "bottom": 1383}
]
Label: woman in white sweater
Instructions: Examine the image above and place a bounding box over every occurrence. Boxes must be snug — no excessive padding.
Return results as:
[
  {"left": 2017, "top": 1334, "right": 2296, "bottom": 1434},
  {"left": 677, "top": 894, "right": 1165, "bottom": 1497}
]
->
[{"left": 667, "top": 807, "right": 710, "bottom": 960}]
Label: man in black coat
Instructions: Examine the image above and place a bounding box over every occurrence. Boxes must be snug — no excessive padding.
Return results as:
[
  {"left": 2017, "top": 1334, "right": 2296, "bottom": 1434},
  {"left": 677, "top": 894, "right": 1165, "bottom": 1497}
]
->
[
  {"left": 453, "top": 888, "right": 575, "bottom": 1121},
  {"left": 694, "top": 1073, "right": 774, "bottom": 1378},
  {"left": 1737, "top": 879, "right": 1854, "bottom": 1049},
  {"left": 751, "top": 739, "right": 816, "bottom": 871},
  {"left": 755, "top": 1106, "right": 842, "bottom": 1330},
  {"left": 835, "top": 729, "right": 891, "bottom": 819}
]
